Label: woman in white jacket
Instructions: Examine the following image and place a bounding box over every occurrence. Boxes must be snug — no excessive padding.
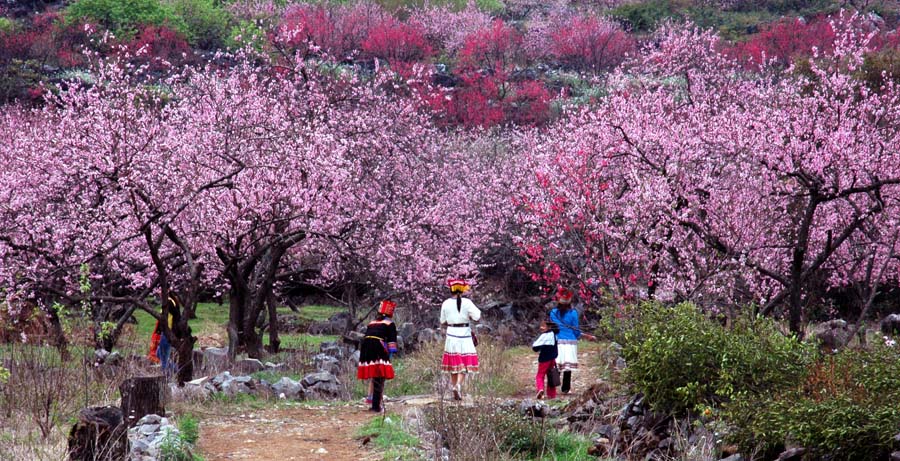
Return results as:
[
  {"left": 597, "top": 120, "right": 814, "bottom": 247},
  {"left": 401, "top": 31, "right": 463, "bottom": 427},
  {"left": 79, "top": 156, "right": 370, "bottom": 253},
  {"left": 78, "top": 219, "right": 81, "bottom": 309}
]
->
[{"left": 440, "top": 278, "right": 481, "bottom": 400}]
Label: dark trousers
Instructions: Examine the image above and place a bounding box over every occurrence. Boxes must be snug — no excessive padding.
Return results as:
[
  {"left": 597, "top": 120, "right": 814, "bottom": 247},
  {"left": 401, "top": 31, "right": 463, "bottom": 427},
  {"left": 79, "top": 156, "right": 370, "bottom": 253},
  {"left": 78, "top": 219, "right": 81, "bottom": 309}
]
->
[
  {"left": 371, "top": 377, "right": 385, "bottom": 411},
  {"left": 561, "top": 371, "right": 572, "bottom": 393}
]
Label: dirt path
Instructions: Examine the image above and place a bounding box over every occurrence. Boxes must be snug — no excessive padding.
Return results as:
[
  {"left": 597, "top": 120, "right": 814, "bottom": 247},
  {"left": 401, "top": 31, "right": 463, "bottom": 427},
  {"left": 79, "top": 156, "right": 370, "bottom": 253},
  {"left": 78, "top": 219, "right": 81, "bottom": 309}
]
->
[
  {"left": 197, "top": 342, "right": 608, "bottom": 460},
  {"left": 199, "top": 403, "right": 381, "bottom": 461},
  {"left": 510, "top": 341, "right": 607, "bottom": 401}
]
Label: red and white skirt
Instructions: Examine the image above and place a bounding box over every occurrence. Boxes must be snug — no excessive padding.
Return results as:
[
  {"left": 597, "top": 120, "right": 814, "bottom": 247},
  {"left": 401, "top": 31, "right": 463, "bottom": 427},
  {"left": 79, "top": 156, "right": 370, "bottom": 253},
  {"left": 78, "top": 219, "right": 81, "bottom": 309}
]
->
[
  {"left": 357, "top": 358, "right": 395, "bottom": 379},
  {"left": 557, "top": 340, "right": 579, "bottom": 371},
  {"left": 441, "top": 326, "right": 479, "bottom": 373},
  {"left": 357, "top": 337, "right": 395, "bottom": 379}
]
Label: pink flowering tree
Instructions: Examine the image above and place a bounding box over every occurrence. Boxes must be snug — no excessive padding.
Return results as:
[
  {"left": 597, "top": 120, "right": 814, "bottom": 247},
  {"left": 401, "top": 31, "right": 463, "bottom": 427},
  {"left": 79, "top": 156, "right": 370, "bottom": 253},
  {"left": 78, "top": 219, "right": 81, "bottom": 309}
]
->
[
  {"left": 0, "top": 58, "right": 243, "bottom": 381},
  {"left": 516, "top": 18, "right": 900, "bottom": 335}
]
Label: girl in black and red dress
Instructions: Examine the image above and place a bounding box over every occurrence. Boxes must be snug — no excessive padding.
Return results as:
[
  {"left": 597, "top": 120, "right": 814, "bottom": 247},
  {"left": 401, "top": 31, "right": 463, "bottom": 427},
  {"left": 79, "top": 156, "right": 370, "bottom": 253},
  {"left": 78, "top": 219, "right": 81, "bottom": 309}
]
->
[{"left": 357, "top": 300, "right": 398, "bottom": 412}]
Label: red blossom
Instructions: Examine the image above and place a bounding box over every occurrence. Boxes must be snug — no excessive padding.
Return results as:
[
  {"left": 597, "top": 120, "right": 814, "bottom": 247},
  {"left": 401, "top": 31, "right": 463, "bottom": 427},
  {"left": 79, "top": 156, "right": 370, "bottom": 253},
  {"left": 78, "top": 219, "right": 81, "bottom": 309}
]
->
[{"left": 362, "top": 18, "right": 432, "bottom": 62}]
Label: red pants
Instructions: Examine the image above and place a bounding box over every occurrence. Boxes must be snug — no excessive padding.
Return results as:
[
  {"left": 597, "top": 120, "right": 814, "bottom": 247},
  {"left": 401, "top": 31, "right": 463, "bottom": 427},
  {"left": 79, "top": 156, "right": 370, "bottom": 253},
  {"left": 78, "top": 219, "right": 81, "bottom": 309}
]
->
[{"left": 535, "top": 360, "right": 557, "bottom": 398}]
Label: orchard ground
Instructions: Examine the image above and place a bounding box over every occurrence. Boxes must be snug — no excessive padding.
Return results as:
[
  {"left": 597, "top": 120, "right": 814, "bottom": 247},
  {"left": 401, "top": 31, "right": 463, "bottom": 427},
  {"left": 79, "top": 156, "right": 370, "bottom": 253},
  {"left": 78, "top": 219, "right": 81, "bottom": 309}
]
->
[{"left": 0, "top": 301, "right": 611, "bottom": 461}]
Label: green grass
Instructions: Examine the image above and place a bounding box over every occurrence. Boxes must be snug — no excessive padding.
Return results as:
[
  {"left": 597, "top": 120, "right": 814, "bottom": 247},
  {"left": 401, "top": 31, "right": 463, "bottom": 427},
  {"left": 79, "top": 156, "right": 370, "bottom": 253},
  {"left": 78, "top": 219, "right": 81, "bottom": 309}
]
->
[
  {"left": 133, "top": 302, "right": 228, "bottom": 339},
  {"left": 263, "top": 333, "right": 338, "bottom": 349},
  {"left": 250, "top": 370, "right": 305, "bottom": 383},
  {"left": 295, "top": 304, "right": 344, "bottom": 322},
  {"left": 133, "top": 302, "right": 342, "bottom": 339},
  {"left": 536, "top": 431, "right": 595, "bottom": 461},
  {"left": 356, "top": 413, "right": 421, "bottom": 460}
]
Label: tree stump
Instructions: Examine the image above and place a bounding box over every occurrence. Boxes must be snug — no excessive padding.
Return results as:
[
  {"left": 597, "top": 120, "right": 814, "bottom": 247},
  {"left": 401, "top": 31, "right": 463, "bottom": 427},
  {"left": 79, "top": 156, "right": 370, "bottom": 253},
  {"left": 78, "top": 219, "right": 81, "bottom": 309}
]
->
[
  {"left": 66, "top": 406, "right": 127, "bottom": 461},
  {"left": 119, "top": 376, "right": 167, "bottom": 427}
]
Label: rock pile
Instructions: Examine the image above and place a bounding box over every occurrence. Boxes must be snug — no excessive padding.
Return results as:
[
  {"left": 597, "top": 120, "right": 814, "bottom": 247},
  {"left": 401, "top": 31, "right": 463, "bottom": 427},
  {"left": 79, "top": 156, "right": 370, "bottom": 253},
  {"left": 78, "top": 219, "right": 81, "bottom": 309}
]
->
[{"left": 127, "top": 414, "right": 179, "bottom": 461}]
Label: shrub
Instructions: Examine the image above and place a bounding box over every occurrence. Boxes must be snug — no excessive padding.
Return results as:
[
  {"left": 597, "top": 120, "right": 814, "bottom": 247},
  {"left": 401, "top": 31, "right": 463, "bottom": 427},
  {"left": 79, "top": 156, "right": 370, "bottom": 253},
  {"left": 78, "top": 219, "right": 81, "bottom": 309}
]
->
[
  {"left": 426, "top": 402, "right": 592, "bottom": 460},
  {"left": 861, "top": 48, "right": 900, "bottom": 90},
  {"left": 66, "top": 0, "right": 188, "bottom": 39},
  {"left": 226, "top": 19, "right": 269, "bottom": 51},
  {"left": 609, "top": 0, "right": 681, "bottom": 33},
  {"left": 612, "top": 302, "right": 815, "bottom": 415},
  {"left": 0, "top": 17, "right": 16, "bottom": 34},
  {"left": 725, "top": 345, "right": 900, "bottom": 460},
  {"left": 158, "top": 427, "right": 198, "bottom": 461},
  {"left": 388, "top": 338, "right": 443, "bottom": 396},
  {"left": 176, "top": 414, "right": 200, "bottom": 445},
  {"left": 0, "top": 59, "right": 44, "bottom": 105},
  {"left": 1, "top": 345, "right": 80, "bottom": 439},
  {"left": 166, "top": 0, "right": 232, "bottom": 49}
]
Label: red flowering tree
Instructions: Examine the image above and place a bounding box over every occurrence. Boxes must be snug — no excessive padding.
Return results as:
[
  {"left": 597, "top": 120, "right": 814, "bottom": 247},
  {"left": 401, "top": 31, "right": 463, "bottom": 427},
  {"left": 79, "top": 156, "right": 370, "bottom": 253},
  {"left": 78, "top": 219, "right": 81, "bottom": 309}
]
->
[
  {"left": 458, "top": 19, "right": 523, "bottom": 70},
  {"left": 546, "top": 15, "right": 635, "bottom": 72},
  {"left": 362, "top": 18, "right": 432, "bottom": 63},
  {"left": 123, "top": 25, "right": 193, "bottom": 71},
  {"left": 728, "top": 16, "right": 835, "bottom": 68}
]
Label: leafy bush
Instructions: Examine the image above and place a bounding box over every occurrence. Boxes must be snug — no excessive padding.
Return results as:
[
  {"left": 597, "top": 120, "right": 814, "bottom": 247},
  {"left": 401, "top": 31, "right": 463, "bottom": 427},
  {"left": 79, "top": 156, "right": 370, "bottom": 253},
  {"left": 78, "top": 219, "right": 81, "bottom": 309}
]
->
[
  {"left": 177, "top": 414, "right": 200, "bottom": 445},
  {"left": 609, "top": 0, "right": 680, "bottom": 33},
  {"left": 166, "top": 0, "right": 232, "bottom": 49},
  {"left": 725, "top": 345, "right": 900, "bottom": 460},
  {"left": 861, "top": 48, "right": 900, "bottom": 90},
  {"left": 158, "top": 429, "right": 196, "bottom": 461},
  {"left": 159, "top": 414, "right": 203, "bottom": 460},
  {"left": 66, "top": 0, "right": 188, "bottom": 39},
  {"left": 226, "top": 19, "right": 268, "bottom": 51},
  {"left": 0, "top": 17, "right": 16, "bottom": 34},
  {"left": 612, "top": 302, "right": 815, "bottom": 415}
]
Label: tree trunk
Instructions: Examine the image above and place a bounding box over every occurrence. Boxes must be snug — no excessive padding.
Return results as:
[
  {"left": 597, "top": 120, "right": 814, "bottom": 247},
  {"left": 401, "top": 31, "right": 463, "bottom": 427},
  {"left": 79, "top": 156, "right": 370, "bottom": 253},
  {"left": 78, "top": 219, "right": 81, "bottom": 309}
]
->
[
  {"left": 67, "top": 406, "right": 128, "bottom": 461},
  {"left": 788, "top": 285, "right": 804, "bottom": 339},
  {"left": 172, "top": 330, "right": 196, "bottom": 385},
  {"left": 242, "top": 318, "right": 263, "bottom": 359},
  {"left": 44, "top": 305, "right": 71, "bottom": 362},
  {"left": 266, "top": 293, "right": 280, "bottom": 354},
  {"left": 345, "top": 284, "right": 357, "bottom": 334},
  {"left": 119, "top": 376, "right": 167, "bottom": 427},
  {"left": 227, "top": 283, "right": 245, "bottom": 362}
]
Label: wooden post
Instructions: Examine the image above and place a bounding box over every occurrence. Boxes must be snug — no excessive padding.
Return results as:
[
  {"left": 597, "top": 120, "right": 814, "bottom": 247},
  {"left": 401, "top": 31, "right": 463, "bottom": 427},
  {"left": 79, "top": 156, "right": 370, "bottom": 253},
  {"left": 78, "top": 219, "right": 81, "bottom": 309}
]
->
[{"left": 119, "top": 376, "right": 167, "bottom": 427}]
